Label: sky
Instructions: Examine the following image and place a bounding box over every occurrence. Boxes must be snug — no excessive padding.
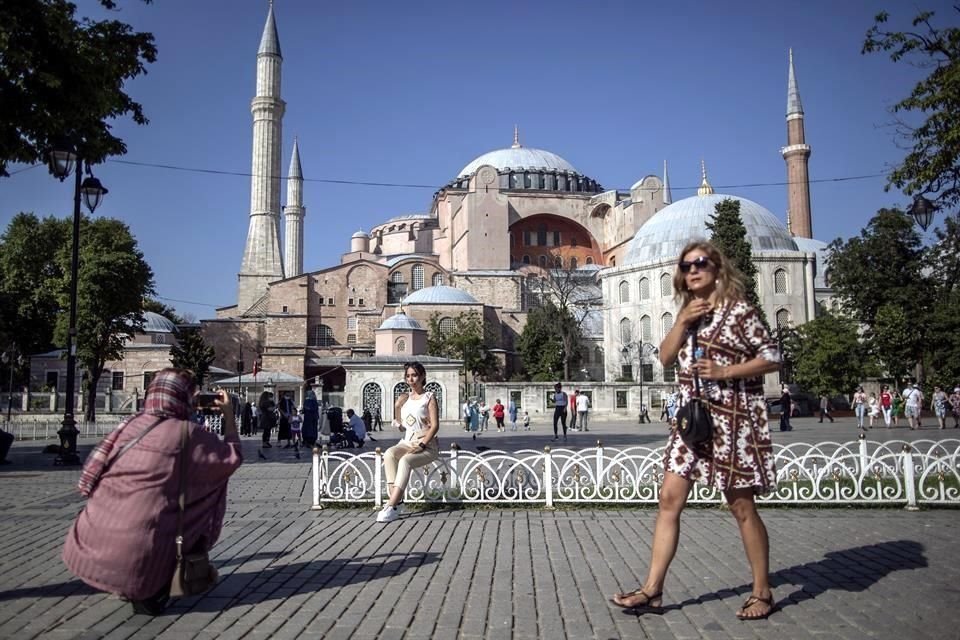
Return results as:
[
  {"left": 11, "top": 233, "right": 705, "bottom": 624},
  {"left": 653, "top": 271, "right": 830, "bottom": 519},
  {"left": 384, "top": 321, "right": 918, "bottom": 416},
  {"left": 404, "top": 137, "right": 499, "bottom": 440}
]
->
[{"left": 2, "top": 0, "right": 953, "bottom": 321}]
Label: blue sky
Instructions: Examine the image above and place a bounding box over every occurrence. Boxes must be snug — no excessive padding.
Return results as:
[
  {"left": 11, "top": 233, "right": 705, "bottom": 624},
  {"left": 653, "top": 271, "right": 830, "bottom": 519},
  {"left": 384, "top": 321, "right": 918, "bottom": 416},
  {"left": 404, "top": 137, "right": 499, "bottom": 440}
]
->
[{"left": 2, "top": 0, "right": 951, "bottom": 320}]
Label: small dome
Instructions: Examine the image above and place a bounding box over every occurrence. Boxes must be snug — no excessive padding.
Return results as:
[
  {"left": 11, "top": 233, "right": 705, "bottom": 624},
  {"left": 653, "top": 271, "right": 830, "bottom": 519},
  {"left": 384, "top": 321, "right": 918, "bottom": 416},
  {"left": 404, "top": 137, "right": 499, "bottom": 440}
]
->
[
  {"left": 378, "top": 313, "right": 424, "bottom": 331},
  {"left": 402, "top": 285, "right": 478, "bottom": 305},
  {"left": 142, "top": 311, "right": 177, "bottom": 333},
  {"left": 622, "top": 193, "right": 799, "bottom": 265},
  {"left": 458, "top": 147, "right": 578, "bottom": 179},
  {"left": 351, "top": 229, "right": 369, "bottom": 239}
]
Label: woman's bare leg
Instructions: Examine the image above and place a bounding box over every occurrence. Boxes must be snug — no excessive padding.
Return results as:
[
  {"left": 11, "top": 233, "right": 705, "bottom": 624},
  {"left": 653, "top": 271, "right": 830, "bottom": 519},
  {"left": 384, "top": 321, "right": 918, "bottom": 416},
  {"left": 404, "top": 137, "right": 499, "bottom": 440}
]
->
[
  {"left": 613, "top": 471, "right": 691, "bottom": 606},
  {"left": 724, "top": 487, "right": 773, "bottom": 617}
]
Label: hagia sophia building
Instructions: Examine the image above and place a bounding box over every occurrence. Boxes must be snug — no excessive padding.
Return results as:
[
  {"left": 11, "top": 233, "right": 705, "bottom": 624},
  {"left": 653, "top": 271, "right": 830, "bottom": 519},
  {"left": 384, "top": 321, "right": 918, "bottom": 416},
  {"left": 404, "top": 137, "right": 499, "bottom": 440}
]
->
[{"left": 200, "top": 4, "right": 832, "bottom": 419}]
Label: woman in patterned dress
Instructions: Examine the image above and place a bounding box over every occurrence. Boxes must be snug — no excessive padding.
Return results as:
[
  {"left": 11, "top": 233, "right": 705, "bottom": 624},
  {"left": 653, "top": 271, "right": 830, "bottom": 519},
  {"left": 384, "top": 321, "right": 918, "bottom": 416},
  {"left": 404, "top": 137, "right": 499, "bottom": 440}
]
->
[{"left": 611, "top": 241, "right": 782, "bottom": 620}]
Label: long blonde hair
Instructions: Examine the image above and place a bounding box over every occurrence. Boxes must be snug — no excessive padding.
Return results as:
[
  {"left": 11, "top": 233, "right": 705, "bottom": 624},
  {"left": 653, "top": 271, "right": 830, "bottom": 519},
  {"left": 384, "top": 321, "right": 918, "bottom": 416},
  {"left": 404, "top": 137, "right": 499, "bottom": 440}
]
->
[{"left": 672, "top": 240, "right": 746, "bottom": 309}]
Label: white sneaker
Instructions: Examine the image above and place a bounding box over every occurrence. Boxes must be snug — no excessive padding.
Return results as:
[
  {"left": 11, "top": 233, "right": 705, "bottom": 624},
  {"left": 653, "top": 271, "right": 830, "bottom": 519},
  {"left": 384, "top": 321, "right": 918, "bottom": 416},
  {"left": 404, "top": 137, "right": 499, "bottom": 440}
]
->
[{"left": 376, "top": 505, "right": 400, "bottom": 523}]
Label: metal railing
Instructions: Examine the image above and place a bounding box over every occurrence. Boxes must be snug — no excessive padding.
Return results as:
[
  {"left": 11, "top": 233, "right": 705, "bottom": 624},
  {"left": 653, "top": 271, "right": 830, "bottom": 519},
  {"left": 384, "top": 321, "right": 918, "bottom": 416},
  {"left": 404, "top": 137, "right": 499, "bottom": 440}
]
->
[
  {"left": 310, "top": 435, "right": 960, "bottom": 509},
  {"left": 2, "top": 419, "right": 124, "bottom": 441}
]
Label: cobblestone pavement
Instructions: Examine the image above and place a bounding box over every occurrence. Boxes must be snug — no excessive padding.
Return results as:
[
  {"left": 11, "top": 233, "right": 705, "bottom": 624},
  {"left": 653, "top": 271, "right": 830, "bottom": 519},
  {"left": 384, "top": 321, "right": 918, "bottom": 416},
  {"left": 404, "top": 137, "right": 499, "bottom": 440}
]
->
[{"left": 1, "top": 427, "right": 959, "bottom": 639}]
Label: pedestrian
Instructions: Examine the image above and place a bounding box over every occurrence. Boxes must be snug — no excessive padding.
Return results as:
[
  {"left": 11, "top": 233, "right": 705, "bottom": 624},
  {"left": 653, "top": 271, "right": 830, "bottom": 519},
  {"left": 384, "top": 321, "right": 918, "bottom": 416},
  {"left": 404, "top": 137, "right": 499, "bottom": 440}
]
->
[
  {"left": 576, "top": 391, "right": 590, "bottom": 431},
  {"left": 666, "top": 390, "right": 678, "bottom": 423},
  {"left": 867, "top": 392, "right": 880, "bottom": 429},
  {"left": 492, "top": 398, "right": 505, "bottom": 432},
  {"left": 462, "top": 399, "right": 471, "bottom": 432},
  {"left": 950, "top": 387, "right": 960, "bottom": 428},
  {"left": 779, "top": 385, "right": 792, "bottom": 432},
  {"left": 880, "top": 385, "right": 893, "bottom": 428},
  {"left": 251, "top": 402, "right": 260, "bottom": 435},
  {"left": 277, "top": 392, "right": 294, "bottom": 447},
  {"left": 479, "top": 401, "right": 490, "bottom": 431},
  {"left": 241, "top": 399, "right": 253, "bottom": 437},
  {"left": 289, "top": 407, "right": 302, "bottom": 447},
  {"left": 932, "top": 386, "right": 948, "bottom": 430},
  {"left": 63, "top": 369, "right": 242, "bottom": 615},
  {"left": 551, "top": 382, "right": 568, "bottom": 442},
  {"left": 374, "top": 406, "right": 383, "bottom": 431},
  {"left": 302, "top": 384, "right": 319, "bottom": 446},
  {"left": 469, "top": 399, "right": 480, "bottom": 440},
  {"left": 610, "top": 241, "right": 781, "bottom": 620},
  {"left": 891, "top": 390, "right": 903, "bottom": 427},
  {"left": 344, "top": 409, "right": 367, "bottom": 448},
  {"left": 376, "top": 362, "right": 440, "bottom": 523},
  {"left": 522, "top": 410, "right": 531, "bottom": 431},
  {"left": 818, "top": 393, "right": 834, "bottom": 423},
  {"left": 903, "top": 383, "right": 922, "bottom": 430},
  {"left": 362, "top": 408, "right": 373, "bottom": 435},
  {"left": 659, "top": 397, "right": 668, "bottom": 422},
  {"left": 258, "top": 390, "right": 276, "bottom": 447},
  {"left": 508, "top": 398, "right": 518, "bottom": 431},
  {"left": 638, "top": 402, "right": 650, "bottom": 424},
  {"left": 569, "top": 390, "right": 579, "bottom": 431},
  {"left": 852, "top": 386, "right": 866, "bottom": 429}
]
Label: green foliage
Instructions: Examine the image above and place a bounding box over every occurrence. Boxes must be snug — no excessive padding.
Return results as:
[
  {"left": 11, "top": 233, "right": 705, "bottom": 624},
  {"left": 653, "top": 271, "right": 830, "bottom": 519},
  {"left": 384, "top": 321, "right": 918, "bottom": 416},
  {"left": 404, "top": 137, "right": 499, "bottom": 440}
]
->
[
  {"left": 517, "top": 302, "right": 573, "bottom": 381},
  {"left": 57, "top": 216, "right": 154, "bottom": 421},
  {"left": 863, "top": 8, "right": 960, "bottom": 211},
  {"left": 170, "top": 327, "right": 215, "bottom": 387},
  {"left": 707, "top": 198, "right": 766, "bottom": 324},
  {"left": 143, "top": 298, "right": 185, "bottom": 325},
  {"left": 425, "top": 312, "right": 499, "bottom": 381},
  {"left": 0, "top": 0, "right": 157, "bottom": 176},
  {"left": 781, "top": 311, "right": 867, "bottom": 396},
  {"left": 923, "top": 214, "right": 960, "bottom": 387},
  {"left": 869, "top": 304, "right": 919, "bottom": 385},
  {"left": 0, "top": 213, "right": 69, "bottom": 356}
]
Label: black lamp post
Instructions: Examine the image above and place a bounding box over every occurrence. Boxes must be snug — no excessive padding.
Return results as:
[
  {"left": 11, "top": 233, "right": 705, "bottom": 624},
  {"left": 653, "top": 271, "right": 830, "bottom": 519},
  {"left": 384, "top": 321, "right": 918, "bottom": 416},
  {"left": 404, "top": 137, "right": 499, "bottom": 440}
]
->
[
  {"left": 622, "top": 342, "right": 658, "bottom": 411},
  {"left": 2, "top": 349, "right": 23, "bottom": 422},
  {"left": 907, "top": 194, "right": 937, "bottom": 232},
  {"left": 46, "top": 143, "right": 108, "bottom": 465}
]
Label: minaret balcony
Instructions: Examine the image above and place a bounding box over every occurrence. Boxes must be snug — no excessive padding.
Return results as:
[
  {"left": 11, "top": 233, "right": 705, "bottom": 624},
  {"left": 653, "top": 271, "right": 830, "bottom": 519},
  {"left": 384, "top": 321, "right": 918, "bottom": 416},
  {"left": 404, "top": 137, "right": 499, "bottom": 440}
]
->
[{"left": 780, "top": 143, "right": 811, "bottom": 158}]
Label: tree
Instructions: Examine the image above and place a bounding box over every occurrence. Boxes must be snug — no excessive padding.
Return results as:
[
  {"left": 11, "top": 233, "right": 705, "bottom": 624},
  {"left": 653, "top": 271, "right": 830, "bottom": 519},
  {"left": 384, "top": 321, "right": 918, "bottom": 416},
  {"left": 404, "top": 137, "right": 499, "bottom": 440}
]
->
[
  {"left": 425, "top": 311, "right": 499, "bottom": 386},
  {"left": 707, "top": 198, "right": 766, "bottom": 325},
  {"left": 863, "top": 8, "right": 960, "bottom": 212},
  {"left": 922, "top": 214, "right": 960, "bottom": 387},
  {"left": 517, "top": 302, "right": 569, "bottom": 381},
  {"left": 780, "top": 311, "right": 868, "bottom": 396},
  {"left": 170, "top": 327, "right": 215, "bottom": 387},
  {"left": 54, "top": 216, "right": 155, "bottom": 421},
  {"left": 0, "top": 213, "right": 69, "bottom": 356},
  {"left": 0, "top": 0, "right": 157, "bottom": 176},
  {"left": 869, "top": 303, "right": 919, "bottom": 386},
  {"left": 143, "top": 297, "right": 185, "bottom": 325}
]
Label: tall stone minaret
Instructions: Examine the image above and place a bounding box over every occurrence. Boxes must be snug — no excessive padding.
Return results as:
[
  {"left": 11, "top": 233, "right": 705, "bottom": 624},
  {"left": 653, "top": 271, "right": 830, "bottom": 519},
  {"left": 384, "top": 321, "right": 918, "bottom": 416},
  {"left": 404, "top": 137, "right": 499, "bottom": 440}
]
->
[
  {"left": 781, "top": 49, "right": 813, "bottom": 239},
  {"left": 283, "top": 138, "right": 304, "bottom": 278},
  {"left": 238, "top": 1, "right": 286, "bottom": 312},
  {"left": 662, "top": 159, "right": 672, "bottom": 204}
]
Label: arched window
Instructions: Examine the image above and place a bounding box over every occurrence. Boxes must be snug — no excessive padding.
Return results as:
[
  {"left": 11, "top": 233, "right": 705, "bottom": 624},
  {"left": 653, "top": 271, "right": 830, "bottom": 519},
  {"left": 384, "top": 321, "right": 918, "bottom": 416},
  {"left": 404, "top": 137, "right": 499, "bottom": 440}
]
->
[
  {"left": 640, "top": 315, "right": 652, "bottom": 342},
  {"left": 362, "top": 382, "right": 382, "bottom": 416},
  {"left": 393, "top": 382, "right": 411, "bottom": 404},
  {"left": 537, "top": 224, "right": 547, "bottom": 246},
  {"left": 391, "top": 271, "right": 404, "bottom": 283},
  {"left": 594, "top": 346, "right": 603, "bottom": 367},
  {"left": 569, "top": 257, "right": 578, "bottom": 269},
  {"left": 554, "top": 256, "right": 563, "bottom": 268},
  {"left": 660, "top": 273, "right": 672, "bottom": 297},
  {"left": 776, "top": 309, "right": 791, "bottom": 329},
  {"left": 774, "top": 268, "right": 788, "bottom": 294},
  {"left": 309, "top": 324, "right": 335, "bottom": 347},
  {"left": 425, "top": 381, "right": 443, "bottom": 415},
  {"left": 439, "top": 317, "right": 455, "bottom": 336},
  {"left": 412, "top": 264, "right": 424, "bottom": 291},
  {"left": 661, "top": 312, "right": 674, "bottom": 338},
  {"left": 639, "top": 277, "right": 650, "bottom": 300},
  {"left": 619, "top": 281, "right": 630, "bottom": 304},
  {"left": 396, "top": 338, "right": 406, "bottom": 352},
  {"left": 538, "top": 255, "right": 547, "bottom": 268},
  {"left": 619, "top": 317, "right": 632, "bottom": 344},
  {"left": 432, "top": 272, "right": 444, "bottom": 286},
  {"left": 585, "top": 256, "right": 594, "bottom": 265},
  {"left": 522, "top": 255, "right": 531, "bottom": 265}
]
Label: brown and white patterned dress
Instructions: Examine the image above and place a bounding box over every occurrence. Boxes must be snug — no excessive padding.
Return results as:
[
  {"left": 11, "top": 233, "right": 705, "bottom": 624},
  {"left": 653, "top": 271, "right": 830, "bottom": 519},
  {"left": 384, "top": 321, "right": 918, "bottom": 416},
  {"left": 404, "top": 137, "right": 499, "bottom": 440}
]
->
[{"left": 664, "top": 300, "right": 780, "bottom": 495}]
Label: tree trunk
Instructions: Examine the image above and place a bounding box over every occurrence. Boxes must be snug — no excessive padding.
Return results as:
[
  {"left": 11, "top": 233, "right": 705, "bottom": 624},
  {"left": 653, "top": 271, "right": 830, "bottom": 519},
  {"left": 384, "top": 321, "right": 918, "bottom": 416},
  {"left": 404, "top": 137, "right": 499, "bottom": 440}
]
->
[{"left": 84, "top": 366, "right": 104, "bottom": 422}]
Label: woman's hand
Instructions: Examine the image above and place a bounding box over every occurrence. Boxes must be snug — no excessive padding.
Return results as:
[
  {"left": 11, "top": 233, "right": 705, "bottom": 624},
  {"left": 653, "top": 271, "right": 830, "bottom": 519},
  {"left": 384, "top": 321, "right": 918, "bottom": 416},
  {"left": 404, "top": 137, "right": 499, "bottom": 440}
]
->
[
  {"left": 678, "top": 299, "right": 713, "bottom": 327},
  {"left": 693, "top": 358, "right": 728, "bottom": 380}
]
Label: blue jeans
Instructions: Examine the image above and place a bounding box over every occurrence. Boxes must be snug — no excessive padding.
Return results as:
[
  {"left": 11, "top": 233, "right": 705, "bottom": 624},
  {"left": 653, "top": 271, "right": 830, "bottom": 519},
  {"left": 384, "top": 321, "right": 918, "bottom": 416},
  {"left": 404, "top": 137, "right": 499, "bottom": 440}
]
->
[{"left": 855, "top": 404, "right": 866, "bottom": 426}]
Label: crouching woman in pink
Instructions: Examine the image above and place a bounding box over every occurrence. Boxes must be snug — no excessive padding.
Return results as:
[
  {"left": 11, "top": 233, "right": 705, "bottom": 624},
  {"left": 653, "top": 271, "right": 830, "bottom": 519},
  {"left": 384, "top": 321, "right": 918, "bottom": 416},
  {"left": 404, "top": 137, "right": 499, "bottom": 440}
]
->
[{"left": 63, "top": 369, "right": 243, "bottom": 615}]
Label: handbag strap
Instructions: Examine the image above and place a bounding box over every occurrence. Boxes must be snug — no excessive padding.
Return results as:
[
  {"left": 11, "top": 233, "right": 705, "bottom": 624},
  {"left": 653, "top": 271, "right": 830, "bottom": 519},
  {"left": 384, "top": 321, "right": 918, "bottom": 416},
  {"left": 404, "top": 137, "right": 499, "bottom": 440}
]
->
[
  {"left": 103, "top": 416, "right": 165, "bottom": 475},
  {"left": 689, "top": 328, "right": 703, "bottom": 398},
  {"left": 175, "top": 420, "right": 189, "bottom": 561}
]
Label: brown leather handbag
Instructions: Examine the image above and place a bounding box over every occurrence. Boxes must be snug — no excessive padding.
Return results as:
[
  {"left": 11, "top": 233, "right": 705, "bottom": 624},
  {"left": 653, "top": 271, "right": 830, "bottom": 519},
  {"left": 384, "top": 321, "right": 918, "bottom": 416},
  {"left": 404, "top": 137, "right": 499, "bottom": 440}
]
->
[{"left": 169, "top": 421, "right": 219, "bottom": 598}]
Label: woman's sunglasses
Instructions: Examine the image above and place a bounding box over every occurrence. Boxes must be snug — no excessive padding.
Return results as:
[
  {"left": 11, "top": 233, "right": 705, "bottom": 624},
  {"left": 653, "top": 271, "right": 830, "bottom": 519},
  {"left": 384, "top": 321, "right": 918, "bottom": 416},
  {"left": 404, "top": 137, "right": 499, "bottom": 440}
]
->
[{"left": 678, "top": 256, "right": 713, "bottom": 273}]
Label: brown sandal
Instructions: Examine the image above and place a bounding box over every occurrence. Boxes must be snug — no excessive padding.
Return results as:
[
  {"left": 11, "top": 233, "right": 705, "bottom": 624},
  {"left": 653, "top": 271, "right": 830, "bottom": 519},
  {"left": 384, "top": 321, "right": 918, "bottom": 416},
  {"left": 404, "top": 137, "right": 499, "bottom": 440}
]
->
[
  {"left": 610, "top": 588, "right": 664, "bottom": 612},
  {"left": 736, "top": 594, "right": 775, "bottom": 620}
]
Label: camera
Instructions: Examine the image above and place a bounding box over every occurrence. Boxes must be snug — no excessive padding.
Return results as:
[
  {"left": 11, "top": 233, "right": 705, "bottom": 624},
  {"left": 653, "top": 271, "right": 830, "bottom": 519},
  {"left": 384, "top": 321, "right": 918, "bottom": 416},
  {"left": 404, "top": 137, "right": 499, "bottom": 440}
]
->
[{"left": 195, "top": 391, "right": 221, "bottom": 408}]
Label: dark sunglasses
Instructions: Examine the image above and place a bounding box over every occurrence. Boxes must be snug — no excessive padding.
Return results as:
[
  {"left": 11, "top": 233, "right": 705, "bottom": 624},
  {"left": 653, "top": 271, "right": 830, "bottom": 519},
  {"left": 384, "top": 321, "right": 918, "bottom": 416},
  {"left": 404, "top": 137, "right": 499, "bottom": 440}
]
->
[{"left": 678, "top": 256, "right": 713, "bottom": 273}]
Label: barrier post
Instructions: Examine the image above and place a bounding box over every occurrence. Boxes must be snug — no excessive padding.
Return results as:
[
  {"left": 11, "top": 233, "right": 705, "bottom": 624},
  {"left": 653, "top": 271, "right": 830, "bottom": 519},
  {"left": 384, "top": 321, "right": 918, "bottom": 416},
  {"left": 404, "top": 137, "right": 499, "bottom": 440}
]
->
[
  {"left": 543, "top": 446, "right": 554, "bottom": 509},
  {"left": 858, "top": 432, "right": 868, "bottom": 476},
  {"left": 374, "top": 447, "right": 383, "bottom": 508},
  {"left": 902, "top": 444, "right": 919, "bottom": 511},
  {"left": 595, "top": 440, "right": 603, "bottom": 495},
  {"left": 311, "top": 446, "right": 323, "bottom": 510},
  {"left": 450, "top": 443, "right": 460, "bottom": 493}
]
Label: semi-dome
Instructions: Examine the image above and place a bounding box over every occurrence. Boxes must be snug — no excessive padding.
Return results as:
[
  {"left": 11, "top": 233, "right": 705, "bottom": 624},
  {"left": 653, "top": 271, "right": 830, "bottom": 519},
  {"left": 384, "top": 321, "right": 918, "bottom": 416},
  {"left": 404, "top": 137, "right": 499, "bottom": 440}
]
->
[
  {"left": 402, "top": 285, "right": 478, "bottom": 305},
  {"left": 351, "top": 229, "right": 369, "bottom": 239},
  {"left": 377, "top": 312, "right": 424, "bottom": 331},
  {"left": 458, "top": 147, "right": 578, "bottom": 179},
  {"left": 142, "top": 311, "right": 177, "bottom": 333},
  {"left": 622, "top": 193, "right": 799, "bottom": 265}
]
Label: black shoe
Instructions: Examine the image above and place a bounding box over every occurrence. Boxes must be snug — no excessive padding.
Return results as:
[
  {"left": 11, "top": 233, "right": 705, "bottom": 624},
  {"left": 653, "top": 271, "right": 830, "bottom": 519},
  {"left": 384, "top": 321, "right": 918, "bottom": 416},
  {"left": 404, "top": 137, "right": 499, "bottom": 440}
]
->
[
  {"left": 130, "top": 586, "right": 169, "bottom": 616},
  {"left": 263, "top": 442, "right": 272, "bottom": 448}
]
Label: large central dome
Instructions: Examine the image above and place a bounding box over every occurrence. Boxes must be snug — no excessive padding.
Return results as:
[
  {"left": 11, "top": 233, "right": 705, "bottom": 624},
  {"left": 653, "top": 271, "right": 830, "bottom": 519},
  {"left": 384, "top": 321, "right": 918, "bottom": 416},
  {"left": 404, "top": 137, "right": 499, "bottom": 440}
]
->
[{"left": 458, "top": 146, "right": 578, "bottom": 178}]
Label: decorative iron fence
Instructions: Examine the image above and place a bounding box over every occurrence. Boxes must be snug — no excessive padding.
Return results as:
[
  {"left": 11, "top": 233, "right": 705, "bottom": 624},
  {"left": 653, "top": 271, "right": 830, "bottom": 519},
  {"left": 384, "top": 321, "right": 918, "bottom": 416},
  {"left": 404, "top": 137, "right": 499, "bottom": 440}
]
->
[
  {"left": 2, "top": 415, "right": 223, "bottom": 440},
  {"left": 310, "top": 436, "right": 960, "bottom": 509}
]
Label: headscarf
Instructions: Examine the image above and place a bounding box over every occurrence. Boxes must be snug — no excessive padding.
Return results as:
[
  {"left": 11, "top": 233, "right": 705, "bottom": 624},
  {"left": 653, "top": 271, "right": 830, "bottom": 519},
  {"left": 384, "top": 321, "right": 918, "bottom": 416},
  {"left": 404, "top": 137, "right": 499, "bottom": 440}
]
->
[{"left": 143, "top": 369, "right": 196, "bottom": 419}]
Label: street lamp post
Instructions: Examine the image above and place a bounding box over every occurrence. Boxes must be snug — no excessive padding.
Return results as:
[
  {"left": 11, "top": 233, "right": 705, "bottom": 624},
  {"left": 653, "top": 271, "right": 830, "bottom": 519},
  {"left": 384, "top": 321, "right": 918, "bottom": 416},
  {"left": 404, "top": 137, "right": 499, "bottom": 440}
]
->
[
  {"left": 622, "top": 342, "right": 658, "bottom": 411},
  {"left": 907, "top": 194, "right": 937, "bottom": 232},
  {"left": 46, "top": 144, "right": 108, "bottom": 466},
  {"left": 2, "top": 350, "right": 23, "bottom": 422}
]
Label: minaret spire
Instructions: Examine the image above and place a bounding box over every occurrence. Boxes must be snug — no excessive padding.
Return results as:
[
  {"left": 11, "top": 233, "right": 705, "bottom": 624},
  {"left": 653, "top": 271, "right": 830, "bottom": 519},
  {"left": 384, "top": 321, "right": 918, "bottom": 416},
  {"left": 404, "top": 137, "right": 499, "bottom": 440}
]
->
[
  {"left": 239, "top": 2, "right": 287, "bottom": 312},
  {"left": 662, "top": 159, "right": 672, "bottom": 204},
  {"left": 511, "top": 125, "right": 521, "bottom": 149},
  {"left": 284, "top": 137, "right": 305, "bottom": 278},
  {"left": 781, "top": 49, "right": 813, "bottom": 238},
  {"left": 697, "top": 159, "right": 714, "bottom": 196}
]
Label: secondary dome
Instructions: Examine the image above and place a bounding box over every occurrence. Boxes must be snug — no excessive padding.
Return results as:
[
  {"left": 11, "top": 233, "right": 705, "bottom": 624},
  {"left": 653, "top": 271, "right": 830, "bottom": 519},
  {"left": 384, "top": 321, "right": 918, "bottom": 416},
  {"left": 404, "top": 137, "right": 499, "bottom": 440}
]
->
[
  {"left": 402, "top": 285, "right": 478, "bottom": 305},
  {"left": 623, "top": 193, "right": 799, "bottom": 265},
  {"left": 458, "top": 147, "right": 578, "bottom": 179},
  {"left": 142, "top": 311, "right": 177, "bottom": 333},
  {"left": 377, "top": 313, "right": 423, "bottom": 331}
]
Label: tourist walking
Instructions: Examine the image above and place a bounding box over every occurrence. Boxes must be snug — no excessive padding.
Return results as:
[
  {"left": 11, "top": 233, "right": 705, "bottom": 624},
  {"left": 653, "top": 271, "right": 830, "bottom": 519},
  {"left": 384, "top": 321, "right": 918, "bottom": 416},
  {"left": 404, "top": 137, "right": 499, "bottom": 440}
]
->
[
  {"left": 576, "top": 391, "right": 590, "bottom": 431},
  {"left": 891, "top": 390, "right": 904, "bottom": 427},
  {"left": 258, "top": 390, "right": 276, "bottom": 447},
  {"left": 880, "top": 385, "right": 893, "bottom": 428},
  {"left": 852, "top": 386, "right": 867, "bottom": 429},
  {"left": 569, "top": 390, "right": 579, "bottom": 431},
  {"left": 903, "top": 383, "right": 922, "bottom": 430},
  {"left": 302, "top": 384, "right": 319, "bottom": 446},
  {"left": 818, "top": 393, "right": 834, "bottom": 423},
  {"left": 779, "top": 385, "right": 792, "bottom": 432},
  {"left": 950, "top": 387, "right": 960, "bottom": 428},
  {"left": 492, "top": 399, "right": 505, "bottom": 432},
  {"left": 551, "top": 382, "right": 568, "bottom": 442},
  {"left": 376, "top": 362, "right": 440, "bottom": 523},
  {"left": 932, "top": 386, "right": 949, "bottom": 430},
  {"left": 867, "top": 392, "right": 880, "bottom": 428},
  {"left": 508, "top": 398, "right": 518, "bottom": 431},
  {"left": 610, "top": 241, "right": 781, "bottom": 621},
  {"left": 462, "top": 399, "right": 471, "bottom": 432},
  {"left": 373, "top": 406, "right": 383, "bottom": 431}
]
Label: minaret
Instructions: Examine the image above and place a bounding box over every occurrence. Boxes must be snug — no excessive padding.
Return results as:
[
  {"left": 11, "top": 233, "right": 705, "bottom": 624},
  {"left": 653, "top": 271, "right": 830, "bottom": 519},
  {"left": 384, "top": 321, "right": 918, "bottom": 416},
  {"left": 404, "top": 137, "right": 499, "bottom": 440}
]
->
[
  {"left": 512, "top": 124, "right": 521, "bottom": 148},
  {"left": 662, "top": 160, "right": 672, "bottom": 204},
  {"left": 283, "top": 137, "right": 304, "bottom": 278},
  {"left": 781, "top": 49, "right": 813, "bottom": 238},
  {"left": 238, "top": 1, "right": 286, "bottom": 312}
]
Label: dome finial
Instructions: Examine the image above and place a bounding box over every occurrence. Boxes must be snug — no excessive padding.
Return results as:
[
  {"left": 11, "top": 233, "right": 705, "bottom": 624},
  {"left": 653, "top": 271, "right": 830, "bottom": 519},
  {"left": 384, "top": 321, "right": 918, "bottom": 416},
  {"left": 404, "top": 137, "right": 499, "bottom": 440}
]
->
[
  {"left": 697, "top": 159, "right": 714, "bottom": 196},
  {"left": 512, "top": 124, "right": 522, "bottom": 149}
]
